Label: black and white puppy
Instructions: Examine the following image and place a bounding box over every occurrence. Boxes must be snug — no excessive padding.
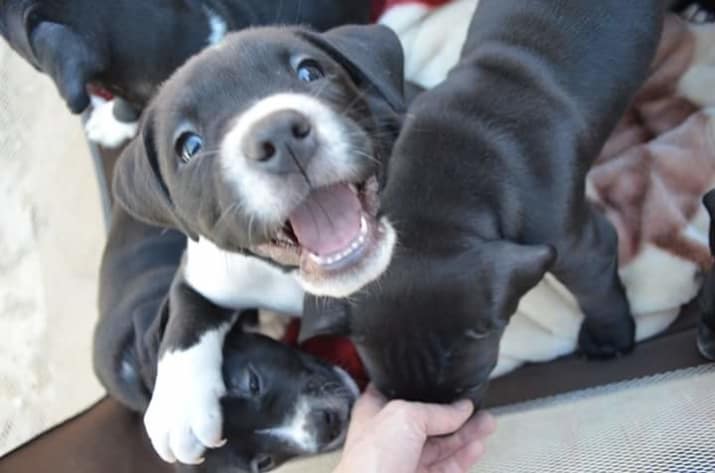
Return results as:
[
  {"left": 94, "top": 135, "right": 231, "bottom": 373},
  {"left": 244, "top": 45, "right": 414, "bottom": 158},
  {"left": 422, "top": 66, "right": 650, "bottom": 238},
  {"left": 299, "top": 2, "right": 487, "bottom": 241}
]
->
[
  {"left": 112, "top": 25, "right": 404, "bottom": 464},
  {"left": 301, "top": 0, "right": 665, "bottom": 404},
  {"left": 94, "top": 206, "right": 359, "bottom": 472},
  {"left": 0, "top": 0, "right": 372, "bottom": 147}
]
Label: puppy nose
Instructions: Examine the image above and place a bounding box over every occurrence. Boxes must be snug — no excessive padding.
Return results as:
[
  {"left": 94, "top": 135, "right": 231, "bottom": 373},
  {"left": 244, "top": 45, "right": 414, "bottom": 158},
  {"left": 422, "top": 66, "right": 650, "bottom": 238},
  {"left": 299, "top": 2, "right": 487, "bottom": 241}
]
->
[
  {"left": 242, "top": 110, "right": 317, "bottom": 171},
  {"left": 310, "top": 408, "right": 343, "bottom": 445}
]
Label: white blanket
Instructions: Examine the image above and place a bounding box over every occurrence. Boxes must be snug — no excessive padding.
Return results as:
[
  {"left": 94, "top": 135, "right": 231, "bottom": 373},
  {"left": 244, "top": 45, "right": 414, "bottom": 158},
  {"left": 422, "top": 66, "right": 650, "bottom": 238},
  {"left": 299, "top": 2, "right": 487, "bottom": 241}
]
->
[{"left": 380, "top": 1, "right": 715, "bottom": 376}]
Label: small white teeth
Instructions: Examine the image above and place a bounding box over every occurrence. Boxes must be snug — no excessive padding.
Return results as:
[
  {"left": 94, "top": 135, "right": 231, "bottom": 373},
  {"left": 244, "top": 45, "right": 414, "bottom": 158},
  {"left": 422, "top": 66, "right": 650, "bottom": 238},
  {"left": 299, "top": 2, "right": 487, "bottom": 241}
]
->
[{"left": 308, "top": 215, "right": 371, "bottom": 266}]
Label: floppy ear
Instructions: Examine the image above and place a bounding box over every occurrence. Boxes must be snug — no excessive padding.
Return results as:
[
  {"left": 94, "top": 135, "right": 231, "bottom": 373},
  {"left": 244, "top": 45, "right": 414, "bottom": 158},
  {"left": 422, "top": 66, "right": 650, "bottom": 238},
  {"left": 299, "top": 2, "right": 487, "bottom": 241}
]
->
[
  {"left": 298, "top": 24, "right": 406, "bottom": 114},
  {"left": 112, "top": 111, "right": 198, "bottom": 240},
  {"left": 479, "top": 241, "right": 557, "bottom": 323},
  {"left": 30, "top": 22, "right": 105, "bottom": 113},
  {"left": 298, "top": 296, "right": 351, "bottom": 343}
]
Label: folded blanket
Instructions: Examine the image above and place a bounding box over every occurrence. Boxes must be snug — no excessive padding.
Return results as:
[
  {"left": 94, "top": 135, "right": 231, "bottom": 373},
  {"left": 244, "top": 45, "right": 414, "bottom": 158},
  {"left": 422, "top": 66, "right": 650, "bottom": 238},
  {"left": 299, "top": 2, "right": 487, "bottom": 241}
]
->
[{"left": 380, "top": 3, "right": 715, "bottom": 376}]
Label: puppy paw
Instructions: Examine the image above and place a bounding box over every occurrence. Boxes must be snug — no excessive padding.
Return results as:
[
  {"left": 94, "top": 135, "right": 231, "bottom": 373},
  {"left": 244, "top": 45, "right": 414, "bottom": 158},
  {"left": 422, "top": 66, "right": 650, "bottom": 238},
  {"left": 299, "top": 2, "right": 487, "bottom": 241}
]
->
[
  {"left": 697, "top": 321, "right": 715, "bottom": 361},
  {"left": 85, "top": 97, "right": 138, "bottom": 148},
  {"left": 144, "top": 348, "right": 227, "bottom": 464},
  {"left": 577, "top": 315, "right": 635, "bottom": 359}
]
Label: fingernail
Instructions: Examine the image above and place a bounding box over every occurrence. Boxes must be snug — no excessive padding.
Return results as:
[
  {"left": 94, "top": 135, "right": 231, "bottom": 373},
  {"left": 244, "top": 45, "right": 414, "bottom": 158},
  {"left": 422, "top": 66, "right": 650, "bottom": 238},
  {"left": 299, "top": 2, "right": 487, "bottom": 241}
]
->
[
  {"left": 454, "top": 399, "right": 474, "bottom": 413},
  {"left": 216, "top": 438, "right": 228, "bottom": 447}
]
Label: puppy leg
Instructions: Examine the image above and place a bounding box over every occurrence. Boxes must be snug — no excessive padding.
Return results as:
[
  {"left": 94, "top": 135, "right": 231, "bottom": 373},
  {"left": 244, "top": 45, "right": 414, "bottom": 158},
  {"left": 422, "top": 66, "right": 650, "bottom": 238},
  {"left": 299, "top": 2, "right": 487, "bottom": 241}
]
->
[
  {"left": 553, "top": 206, "right": 635, "bottom": 358},
  {"left": 697, "top": 188, "right": 715, "bottom": 359},
  {"left": 697, "top": 271, "right": 715, "bottom": 360},
  {"left": 144, "top": 277, "right": 236, "bottom": 464}
]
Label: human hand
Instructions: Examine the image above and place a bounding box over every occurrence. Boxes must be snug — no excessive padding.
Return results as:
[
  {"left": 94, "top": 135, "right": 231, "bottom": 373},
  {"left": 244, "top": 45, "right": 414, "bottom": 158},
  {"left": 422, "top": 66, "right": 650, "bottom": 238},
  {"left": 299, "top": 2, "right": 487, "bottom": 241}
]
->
[{"left": 334, "top": 385, "right": 496, "bottom": 473}]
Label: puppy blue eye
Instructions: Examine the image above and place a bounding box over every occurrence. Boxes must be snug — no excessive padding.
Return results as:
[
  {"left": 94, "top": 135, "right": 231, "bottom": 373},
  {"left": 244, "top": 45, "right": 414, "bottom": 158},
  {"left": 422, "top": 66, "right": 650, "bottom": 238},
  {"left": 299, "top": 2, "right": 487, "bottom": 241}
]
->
[
  {"left": 175, "top": 132, "right": 203, "bottom": 163},
  {"left": 297, "top": 59, "right": 324, "bottom": 82}
]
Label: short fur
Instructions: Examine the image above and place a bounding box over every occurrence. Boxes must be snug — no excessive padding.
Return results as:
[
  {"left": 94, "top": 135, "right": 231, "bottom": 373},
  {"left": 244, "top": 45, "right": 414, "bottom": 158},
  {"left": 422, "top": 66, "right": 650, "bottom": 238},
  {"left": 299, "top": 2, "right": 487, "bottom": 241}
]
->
[
  {"left": 0, "top": 0, "right": 371, "bottom": 113},
  {"left": 95, "top": 205, "right": 358, "bottom": 473},
  {"left": 111, "top": 24, "right": 404, "bottom": 464},
  {"left": 301, "top": 0, "right": 666, "bottom": 404}
]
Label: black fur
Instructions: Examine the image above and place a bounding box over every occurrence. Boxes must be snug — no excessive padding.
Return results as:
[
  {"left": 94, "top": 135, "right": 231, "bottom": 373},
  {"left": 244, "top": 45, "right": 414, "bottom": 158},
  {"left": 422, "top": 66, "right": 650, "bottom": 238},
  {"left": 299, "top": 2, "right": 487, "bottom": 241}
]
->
[
  {"left": 112, "top": 25, "right": 403, "bottom": 255},
  {"left": 94, "top": 206, "right": 356, "bottom": 473},
  {"left": 0, "top": 0, "right": 372, "bottom": 113},
  {"left": 697, "top": 190, "right": 715, "bottom": 360},
  {"left": 301, "top": 0, "right": 666, "bottom": 404}
]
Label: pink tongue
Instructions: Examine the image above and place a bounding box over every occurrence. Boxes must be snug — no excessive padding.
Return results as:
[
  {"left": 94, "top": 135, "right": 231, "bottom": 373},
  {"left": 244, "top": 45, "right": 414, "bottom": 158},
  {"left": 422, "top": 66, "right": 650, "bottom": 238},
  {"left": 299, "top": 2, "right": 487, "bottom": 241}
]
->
[{"left": 288, "top": 184, "right": 362, "bottom": 256}]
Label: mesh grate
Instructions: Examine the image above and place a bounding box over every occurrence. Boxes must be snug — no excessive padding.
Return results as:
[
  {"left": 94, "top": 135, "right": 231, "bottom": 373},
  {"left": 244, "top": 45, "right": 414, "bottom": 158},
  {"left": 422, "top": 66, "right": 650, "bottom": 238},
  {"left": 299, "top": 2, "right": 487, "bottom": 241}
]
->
[{"left": 479, "top": 364, "right": 715, "bottom": 473}]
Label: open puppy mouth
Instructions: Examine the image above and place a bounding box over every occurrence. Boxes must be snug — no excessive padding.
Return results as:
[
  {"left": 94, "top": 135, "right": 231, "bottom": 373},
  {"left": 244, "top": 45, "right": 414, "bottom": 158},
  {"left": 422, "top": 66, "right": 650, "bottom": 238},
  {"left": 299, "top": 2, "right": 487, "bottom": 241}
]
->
[{"left": 253, "top": 175, "right": 386, "bottom": 277}]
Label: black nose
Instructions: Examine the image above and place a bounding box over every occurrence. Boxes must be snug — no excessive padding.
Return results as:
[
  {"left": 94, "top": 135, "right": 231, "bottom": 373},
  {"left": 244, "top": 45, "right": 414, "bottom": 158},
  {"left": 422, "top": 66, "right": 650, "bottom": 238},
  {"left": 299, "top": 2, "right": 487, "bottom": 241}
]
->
[{"left": 242, "top": 110, "right": 317, "bottom": 172}]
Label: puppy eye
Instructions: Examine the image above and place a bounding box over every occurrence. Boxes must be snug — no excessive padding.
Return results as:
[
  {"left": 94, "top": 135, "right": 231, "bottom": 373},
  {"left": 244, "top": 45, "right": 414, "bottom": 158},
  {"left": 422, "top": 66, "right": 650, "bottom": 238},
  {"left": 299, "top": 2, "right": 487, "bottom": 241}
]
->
[
  {"left": 465, "top": 329, "right": 490, "bottom": 340},
  {"left": 296, "top": 59, "right": 324, "bottom": 82},
  {"left": 241, "top": 367, "right": 261, "bottom": 396},
  {"left": 252, "top": 454, "right": 274, "bottom": 472},
  {"left": 175, "top": 132, "right": 203, "bottom": 163},
  {"left": 249, "top": 370, "right": 261, "bottom": 395}
]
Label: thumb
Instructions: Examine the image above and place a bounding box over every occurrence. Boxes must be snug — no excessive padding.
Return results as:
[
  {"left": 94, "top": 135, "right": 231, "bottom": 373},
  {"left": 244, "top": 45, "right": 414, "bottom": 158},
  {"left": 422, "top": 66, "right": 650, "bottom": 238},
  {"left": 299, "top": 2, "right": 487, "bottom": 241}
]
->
[
  {"left": 346, "top": 384, "right": 388, "bottom": 441},
  {"left": 411, "top": 400, "right": 475, "bottom": 438}
]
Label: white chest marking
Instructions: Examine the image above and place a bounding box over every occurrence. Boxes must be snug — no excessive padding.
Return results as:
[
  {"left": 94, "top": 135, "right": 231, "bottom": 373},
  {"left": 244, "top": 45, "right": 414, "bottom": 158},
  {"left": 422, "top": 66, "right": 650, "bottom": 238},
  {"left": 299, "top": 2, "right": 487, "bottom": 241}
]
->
[
  {"left": 85, "top": 97, "right": 138, "bottom": 148},
  {"left": 204, "top": 7, "right": 227, "bottom": 45},
  {"left": 184, "top": 237, "right": 304, "bottom": 315}
]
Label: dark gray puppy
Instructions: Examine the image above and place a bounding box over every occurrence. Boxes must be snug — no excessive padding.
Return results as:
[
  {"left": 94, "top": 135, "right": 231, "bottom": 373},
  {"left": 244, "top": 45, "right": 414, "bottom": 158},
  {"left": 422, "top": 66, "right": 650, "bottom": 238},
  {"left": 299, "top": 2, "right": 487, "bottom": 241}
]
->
[
  {"left": 112, "top": 24, "right": 404, "bottom": 464},
  {"left": 0, "top": 0, "right": 371, "bottom": 112},
  {"left": 0, "top": 0, "right": 371, "bottom": 147},
  {"left": 301, "top": 0, "right": 666, "bottom": 404}
]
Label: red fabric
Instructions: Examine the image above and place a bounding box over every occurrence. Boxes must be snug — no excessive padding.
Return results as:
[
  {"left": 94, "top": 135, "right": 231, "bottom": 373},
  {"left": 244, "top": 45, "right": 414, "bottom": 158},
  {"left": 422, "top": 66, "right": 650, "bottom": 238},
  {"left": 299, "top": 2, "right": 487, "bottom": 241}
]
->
[
  {"left": 372, "top": 0, "right": 452, "bottom": 20},
  {"left": 283, "top": 320, "right": 369, "bottom": 391},
  {"left": 87, "top": 84, "right": 114, "bottom": 101}
]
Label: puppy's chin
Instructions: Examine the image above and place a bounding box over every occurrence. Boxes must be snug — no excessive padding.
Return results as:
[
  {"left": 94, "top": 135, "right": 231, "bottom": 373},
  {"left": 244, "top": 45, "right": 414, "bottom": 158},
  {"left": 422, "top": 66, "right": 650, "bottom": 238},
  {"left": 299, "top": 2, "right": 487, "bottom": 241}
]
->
[{"left": 297, "top": 217, "right": 396, "bottom": 298}]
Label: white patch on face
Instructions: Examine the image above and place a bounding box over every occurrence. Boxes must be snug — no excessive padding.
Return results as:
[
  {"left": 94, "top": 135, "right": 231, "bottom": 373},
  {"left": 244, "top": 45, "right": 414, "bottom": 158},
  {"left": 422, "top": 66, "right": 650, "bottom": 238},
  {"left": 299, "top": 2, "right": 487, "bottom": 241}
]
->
[
  {"left": 258, "top": 398, "right": 319, "bottom": 454},
  {"left": 204, "top": 6, "right": 227, "bottom": 45},
  {"left": 144, "top": 325, "right": 231, "bottom": 464},
  {"left": 85, "top": 97, "right": 138, "bottom": 148},
  {"left": 184, "top": 237, "right": 304, "bottom": 315},
  {"left": 257, "top": 370, "right": 357, "bottom": 454},
  {"left": 220, "top": 93, "right": 364, "bottom": 226},
  {"left": 297, "top": 217, "right": 397, "bottom": 298}
]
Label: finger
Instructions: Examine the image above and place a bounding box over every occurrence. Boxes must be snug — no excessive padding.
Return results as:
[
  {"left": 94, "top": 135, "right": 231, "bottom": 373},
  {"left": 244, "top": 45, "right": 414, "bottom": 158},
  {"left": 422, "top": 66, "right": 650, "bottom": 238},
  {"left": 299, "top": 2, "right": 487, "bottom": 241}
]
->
[
  {"left": 426, "top": 439, "right": 485, "bottom": 473},
  {"left": 353, "top": 384, "right": 388, "bottom": 419},
  {"left": 421, "top": 411, "right": 496, "bottom": 465},
  {"left": 409, "top": 399, "right": 474, "bottom": 438},
  {"left": 345, "top": 384, "right": 388, "bottom": 441}
]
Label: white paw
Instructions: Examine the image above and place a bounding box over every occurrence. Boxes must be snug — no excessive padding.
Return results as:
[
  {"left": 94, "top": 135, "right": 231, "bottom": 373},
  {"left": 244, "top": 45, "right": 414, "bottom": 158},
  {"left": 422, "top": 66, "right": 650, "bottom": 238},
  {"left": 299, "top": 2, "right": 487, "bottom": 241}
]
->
[
  {"left": 144, "top": 335, "right": 227, "bottom": 464},
  {"left": 85, "top": 97, "right": 137, "bottom": 148}
]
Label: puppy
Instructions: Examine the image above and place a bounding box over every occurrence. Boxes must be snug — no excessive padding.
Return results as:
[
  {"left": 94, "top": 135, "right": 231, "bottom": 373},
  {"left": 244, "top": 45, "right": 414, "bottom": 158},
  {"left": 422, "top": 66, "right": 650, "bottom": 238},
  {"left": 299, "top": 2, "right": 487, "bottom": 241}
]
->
[
  {"left": 0, "top": 0, "right": 371, "bottom": 147},
  {"left": 698, "top": 189, "right": 715, "bottom": 360},
  {"left": 301, "top": 0, "right": 665, "bottom": 404},
  {"left": 112, "top": 25, "right": 404, "bottom": 463},
  {"left": 94, "top": 206, "right": 359, "bottom": 472}
]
